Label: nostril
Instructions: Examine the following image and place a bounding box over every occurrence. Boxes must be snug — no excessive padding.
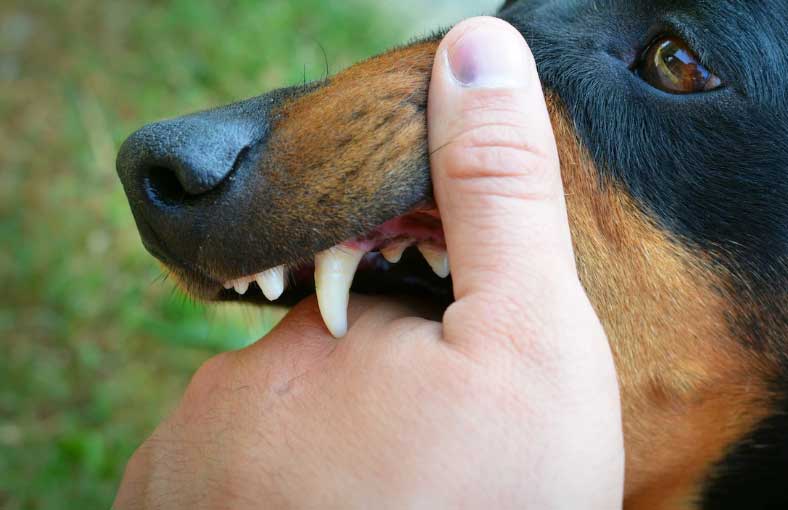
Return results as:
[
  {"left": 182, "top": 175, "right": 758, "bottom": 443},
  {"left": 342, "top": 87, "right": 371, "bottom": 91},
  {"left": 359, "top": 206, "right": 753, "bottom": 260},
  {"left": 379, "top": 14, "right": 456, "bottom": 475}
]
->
[
  {"left": 117, "top": 106, "right": 265, "bottom": 212},
  {"left": 144, "top": 165, "right": 189, "bottom": 207},
  {"left": 140, "top": 145, "right": 251, "bottom": 207}
]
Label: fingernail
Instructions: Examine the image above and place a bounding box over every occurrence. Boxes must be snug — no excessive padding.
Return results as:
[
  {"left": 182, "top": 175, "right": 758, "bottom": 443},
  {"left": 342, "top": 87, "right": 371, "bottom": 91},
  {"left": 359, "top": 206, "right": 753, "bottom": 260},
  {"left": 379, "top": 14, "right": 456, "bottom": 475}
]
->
[{"left": 447, "top": 23, "right": 530, "bottom": 89}]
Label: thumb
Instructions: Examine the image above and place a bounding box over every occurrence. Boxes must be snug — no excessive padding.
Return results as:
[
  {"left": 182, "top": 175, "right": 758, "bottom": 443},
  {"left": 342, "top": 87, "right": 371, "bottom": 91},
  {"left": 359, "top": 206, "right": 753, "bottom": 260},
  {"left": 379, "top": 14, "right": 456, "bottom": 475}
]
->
[{"left": 428, "top": 17, "right": 588, "bottom": 349}]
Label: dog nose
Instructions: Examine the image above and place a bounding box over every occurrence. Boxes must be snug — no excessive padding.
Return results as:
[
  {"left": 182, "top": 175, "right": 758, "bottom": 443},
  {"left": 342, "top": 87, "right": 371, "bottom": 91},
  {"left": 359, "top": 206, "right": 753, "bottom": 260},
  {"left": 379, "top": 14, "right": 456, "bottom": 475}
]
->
[
  {"left": 116, "top": 95, "right": 272, "bottom": 263},
  {"left": 117, "top": 111, "right": 258, "bottom": 203}
]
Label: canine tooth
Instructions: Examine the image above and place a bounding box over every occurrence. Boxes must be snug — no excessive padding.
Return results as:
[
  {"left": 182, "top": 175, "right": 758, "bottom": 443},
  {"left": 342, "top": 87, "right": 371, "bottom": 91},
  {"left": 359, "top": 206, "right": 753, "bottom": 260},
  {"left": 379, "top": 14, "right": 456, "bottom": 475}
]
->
[
  {"left": 233, "top": 279, "right": 250, "bottom": 295},
  {"left": 381, "top": 241, "right": 410, "bottom": 264},
  {"left": 256, "top": 265, "right": 286, "bottom": 301},
  {"left": 418, "top": 244, "right": 450, "bottom": 278},
  {"left": 314, "top": 247, "right": 365, "bottom": 338}
]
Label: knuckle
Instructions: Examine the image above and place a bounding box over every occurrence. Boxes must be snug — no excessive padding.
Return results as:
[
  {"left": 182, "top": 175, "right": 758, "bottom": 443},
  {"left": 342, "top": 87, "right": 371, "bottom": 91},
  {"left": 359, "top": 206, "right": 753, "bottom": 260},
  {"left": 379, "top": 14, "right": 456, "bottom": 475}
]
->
[
  {"left": 442, "top": 155, "right": 558, "bottom": 204},
  {"left": 444, "top": 293, "right": 561, "bottom": 367},
  {"left": 455, "top": 92, "right": 531, "bottom": 129},
  {"left": 195, "top": 352, "right": 234, "bottom": 381},
  {"left": 388, "top": 316, "right": 442, "bottom": 340},
  {"left": 439, "top": 121, "right": 559, "bottom": 200},
  {"left": 185, "top": 352, "right": 237, "bottom": 399},
  {"left": 123, "top": 442, "right": 151, "bottom": 477}
]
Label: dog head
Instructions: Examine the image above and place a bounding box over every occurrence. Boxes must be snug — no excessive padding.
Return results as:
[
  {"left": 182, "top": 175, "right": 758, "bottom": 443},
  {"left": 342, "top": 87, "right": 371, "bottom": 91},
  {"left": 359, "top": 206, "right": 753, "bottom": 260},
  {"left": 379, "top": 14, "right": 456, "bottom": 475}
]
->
[{"left": 116, "top": 1, "right": 788, "bottom": 508}]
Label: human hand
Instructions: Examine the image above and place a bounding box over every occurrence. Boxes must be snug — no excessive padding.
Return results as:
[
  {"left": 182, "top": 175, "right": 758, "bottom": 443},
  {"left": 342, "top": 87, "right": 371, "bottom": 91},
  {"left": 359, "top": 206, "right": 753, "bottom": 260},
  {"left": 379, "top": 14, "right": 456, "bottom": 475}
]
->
[{"left": 115, "top": 17, "right": 624, "bottom": 510}]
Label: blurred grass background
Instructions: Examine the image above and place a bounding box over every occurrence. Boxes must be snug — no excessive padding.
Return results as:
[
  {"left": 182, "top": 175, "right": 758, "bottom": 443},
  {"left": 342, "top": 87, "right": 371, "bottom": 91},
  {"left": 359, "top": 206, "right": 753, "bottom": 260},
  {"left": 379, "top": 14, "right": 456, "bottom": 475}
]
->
[{"left": 0, "top": 0, "right": 499, "bottom": 508}]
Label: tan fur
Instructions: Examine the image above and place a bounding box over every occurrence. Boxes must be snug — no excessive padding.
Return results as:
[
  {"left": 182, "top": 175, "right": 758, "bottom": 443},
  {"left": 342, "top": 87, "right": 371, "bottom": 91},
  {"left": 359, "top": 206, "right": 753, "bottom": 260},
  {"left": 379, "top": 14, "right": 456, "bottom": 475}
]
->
[
  {"left": 549, "top": 99, "right": 775, "bottom": 508},
  {"left": 259, "top": 41, "right": 441, "bottom": 246},
  {"left": 259, "top": 43, "right": 779, "bottom": 507},
  {"left": 167, "top": 41, "right": 779, "bottom": 508}
]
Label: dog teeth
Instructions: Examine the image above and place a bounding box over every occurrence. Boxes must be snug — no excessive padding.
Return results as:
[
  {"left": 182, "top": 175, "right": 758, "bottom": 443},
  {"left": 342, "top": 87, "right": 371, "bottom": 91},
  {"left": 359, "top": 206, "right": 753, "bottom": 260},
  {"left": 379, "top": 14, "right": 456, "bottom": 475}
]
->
[
  {"left": 233, "top": 279, "right": 250, "bottom": 295},
  {"left": 255, "top": 265, "right": 286, "bottom": 301},
  {"left": 224, "top": 266, "right": 286, "bottom": 300},
  {"left": 222, "top": 241, "right": 449, "bottom": 338},
  {"left": 380, "top": 241, "right": 411, "bottom": 263},
  {"left": 418, "top": 244, "right": 450, "bottom": 278},
  {"left": 314, "top": 246, "right": 365, "bottom": 338}
]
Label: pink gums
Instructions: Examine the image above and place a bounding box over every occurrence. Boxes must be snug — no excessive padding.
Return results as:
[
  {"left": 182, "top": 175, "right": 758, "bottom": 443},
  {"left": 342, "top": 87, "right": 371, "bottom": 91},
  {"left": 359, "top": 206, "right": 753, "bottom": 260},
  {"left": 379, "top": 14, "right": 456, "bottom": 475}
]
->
[
  {"left": 283, "top": 209, "right": 445, "bottom": 283},
  {"left": 344, "top": 208, "right": 444, "bottom": 252}
]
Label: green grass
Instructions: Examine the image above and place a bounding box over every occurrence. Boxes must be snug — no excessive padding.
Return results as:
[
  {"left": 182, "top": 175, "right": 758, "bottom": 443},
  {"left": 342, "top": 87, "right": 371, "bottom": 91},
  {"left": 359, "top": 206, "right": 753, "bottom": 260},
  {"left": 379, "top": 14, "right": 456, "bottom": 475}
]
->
[{"left": 0, "top": 1, "right": 410, "bottom": 507}]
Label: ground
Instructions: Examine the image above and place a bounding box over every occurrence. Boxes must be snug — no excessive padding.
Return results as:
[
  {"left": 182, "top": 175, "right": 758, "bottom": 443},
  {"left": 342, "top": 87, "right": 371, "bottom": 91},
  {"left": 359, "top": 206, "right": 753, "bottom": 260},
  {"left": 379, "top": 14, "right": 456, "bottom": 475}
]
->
[{"left": 0, "top": 0, "right": 500, "bottom": 508}]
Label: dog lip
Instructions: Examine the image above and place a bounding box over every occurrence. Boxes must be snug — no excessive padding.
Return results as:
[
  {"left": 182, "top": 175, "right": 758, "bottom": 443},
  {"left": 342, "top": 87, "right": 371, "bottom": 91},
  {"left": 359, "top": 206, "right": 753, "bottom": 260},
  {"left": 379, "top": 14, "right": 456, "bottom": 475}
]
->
[
  {"left": 157, "top": 205, "right": 452, "bottom": 315},
  {"left": 213, "top": 248, "right": 454, "bottom": 309},
  {"left": 215, "top": 205, "right": 445, "bottom": 287}
]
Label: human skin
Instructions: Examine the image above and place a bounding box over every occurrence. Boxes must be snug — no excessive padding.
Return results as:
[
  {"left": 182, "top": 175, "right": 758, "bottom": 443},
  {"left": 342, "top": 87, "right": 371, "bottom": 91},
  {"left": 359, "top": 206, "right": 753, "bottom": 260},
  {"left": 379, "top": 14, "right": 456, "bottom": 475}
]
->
[{"left": 115, "top": 17, "right": 625, "bottom": 510}]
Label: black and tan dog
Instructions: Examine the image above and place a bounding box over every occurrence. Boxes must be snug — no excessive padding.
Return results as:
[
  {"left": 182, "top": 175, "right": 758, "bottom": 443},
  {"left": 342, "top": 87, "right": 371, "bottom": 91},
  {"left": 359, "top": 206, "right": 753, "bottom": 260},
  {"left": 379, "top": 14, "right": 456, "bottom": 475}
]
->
[{"left": 116, "top": 1, "right": 788, "bottom": 508}]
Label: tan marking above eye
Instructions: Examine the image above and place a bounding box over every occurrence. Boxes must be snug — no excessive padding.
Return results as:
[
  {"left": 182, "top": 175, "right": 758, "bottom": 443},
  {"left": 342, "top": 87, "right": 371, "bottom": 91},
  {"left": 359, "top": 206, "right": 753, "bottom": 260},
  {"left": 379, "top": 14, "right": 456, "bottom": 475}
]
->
[{"left": 636, "top": 36, "right": 722, "bottom": 94}]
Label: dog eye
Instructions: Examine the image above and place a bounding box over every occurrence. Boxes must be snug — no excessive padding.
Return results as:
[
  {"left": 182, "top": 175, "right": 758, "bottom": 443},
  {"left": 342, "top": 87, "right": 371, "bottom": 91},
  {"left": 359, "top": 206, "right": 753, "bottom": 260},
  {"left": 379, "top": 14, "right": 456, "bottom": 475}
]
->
[{"left": 635, "top": 36, "right": 722, "bottom": 94}]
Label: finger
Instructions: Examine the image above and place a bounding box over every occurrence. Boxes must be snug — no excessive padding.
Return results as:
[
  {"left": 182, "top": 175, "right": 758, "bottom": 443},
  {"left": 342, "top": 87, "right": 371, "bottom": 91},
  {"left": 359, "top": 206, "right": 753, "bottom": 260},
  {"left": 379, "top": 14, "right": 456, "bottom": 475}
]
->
[
  {"left": 428, "top": 17, "right": 585, "bottom": 346},
  {"left": 269, "top": 295, "right": 430, "bottom": 339},
  {"left": 239, "top": 295, "right": 436, "bottom": 377}
]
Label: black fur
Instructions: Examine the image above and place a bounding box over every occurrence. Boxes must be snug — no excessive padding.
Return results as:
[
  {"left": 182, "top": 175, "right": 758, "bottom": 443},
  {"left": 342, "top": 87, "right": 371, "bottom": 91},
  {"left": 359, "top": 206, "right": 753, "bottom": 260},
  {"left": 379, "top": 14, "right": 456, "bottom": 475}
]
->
[
  {"left": 116, "top": 1, "right": 788, "bottom": 506},
  {"left": 501, "top": 0, "right": 788, "bottom": 283},
  {"left": 500, "top": 1, "right": 788, "bottom": 508},
  {"left": 701, "top": 388, "right": 788, "bottom": 509}
]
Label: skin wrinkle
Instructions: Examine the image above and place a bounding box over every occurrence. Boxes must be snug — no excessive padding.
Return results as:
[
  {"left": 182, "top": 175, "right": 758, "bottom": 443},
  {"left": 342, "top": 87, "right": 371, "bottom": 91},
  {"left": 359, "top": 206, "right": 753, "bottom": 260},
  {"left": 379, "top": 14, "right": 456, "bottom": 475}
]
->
[
  {"left": 202, "top": 38, "right": 779, "bottom": 506},
  {"left": 153, "top": 37, "right": 778, "bottom": 506},
  {"left": 122, "top": 6, "right": 788, "bottom": 506}
]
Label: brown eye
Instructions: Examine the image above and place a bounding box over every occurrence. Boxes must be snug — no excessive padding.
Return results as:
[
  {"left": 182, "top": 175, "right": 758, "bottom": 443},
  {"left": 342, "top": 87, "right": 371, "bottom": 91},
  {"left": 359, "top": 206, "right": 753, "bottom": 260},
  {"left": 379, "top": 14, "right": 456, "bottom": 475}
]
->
[{"left": 636, "top": 36, "right": 722, "bottom": 94}]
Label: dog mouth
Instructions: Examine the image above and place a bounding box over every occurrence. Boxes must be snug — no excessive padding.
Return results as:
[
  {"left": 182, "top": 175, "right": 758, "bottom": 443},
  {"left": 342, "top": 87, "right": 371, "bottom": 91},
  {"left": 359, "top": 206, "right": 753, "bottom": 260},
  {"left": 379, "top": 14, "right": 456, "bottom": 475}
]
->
[{"left": 210, "top": 206, "right": 452, "bottom": 337}]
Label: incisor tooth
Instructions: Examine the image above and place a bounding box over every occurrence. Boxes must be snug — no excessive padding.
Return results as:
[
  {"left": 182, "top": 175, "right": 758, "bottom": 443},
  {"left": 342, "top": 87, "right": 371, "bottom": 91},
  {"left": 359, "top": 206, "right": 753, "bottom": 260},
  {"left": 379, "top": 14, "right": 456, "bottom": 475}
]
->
[
  {"left": 314, "top": 247, "right": 365, "bottom": 338},
  {"left": 233, "top": 279, "right": 250, "bottom": 295},
  {"left": 418, "top": 244, "right": 450, "bottom": 278},
  {"left": 380, "top": 241, "right": 410, "bottom": 264},
  {"left": 256, "top": 266, "right": 286, "bottom": 301}
]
